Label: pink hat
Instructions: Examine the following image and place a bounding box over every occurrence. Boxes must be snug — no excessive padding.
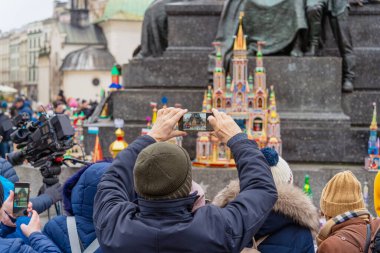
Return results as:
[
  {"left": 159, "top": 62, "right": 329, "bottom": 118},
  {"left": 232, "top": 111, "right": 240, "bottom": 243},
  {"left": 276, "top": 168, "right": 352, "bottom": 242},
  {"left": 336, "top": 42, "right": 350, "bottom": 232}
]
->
[{"left": 191, "top": 181, "right": 206, "bottom": 212}]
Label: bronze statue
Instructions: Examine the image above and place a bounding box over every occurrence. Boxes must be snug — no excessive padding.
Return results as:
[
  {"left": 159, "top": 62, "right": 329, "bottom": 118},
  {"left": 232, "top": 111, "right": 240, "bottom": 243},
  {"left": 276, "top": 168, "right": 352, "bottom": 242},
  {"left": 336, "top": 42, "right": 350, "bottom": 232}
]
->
[
  {"left": 211, "top": 0, "right": 308, "bottom": 73},
  {"left": 135, "top": 0, "right": 196, "bottom": 58},
  {"left": 306, "top": 0, "right": 355, "bottom": 92}
]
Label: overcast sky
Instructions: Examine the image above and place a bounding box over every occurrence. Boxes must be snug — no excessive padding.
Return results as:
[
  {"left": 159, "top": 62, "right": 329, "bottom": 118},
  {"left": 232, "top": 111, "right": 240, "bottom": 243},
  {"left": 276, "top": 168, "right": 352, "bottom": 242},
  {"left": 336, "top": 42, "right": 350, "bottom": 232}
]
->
[{"left": 0, "top": 0, "right": 55, "bottom": 32}]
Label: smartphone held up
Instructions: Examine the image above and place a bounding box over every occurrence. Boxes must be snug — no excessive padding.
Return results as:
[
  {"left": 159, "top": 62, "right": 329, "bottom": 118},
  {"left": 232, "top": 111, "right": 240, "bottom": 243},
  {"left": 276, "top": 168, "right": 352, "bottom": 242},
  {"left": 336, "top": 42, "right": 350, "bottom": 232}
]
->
[
  {"left": 178, "top": 112, "right": 213, "bottom": 132},
  {"left": 13, "top": 182, "right": 30, "bottom": 217}
]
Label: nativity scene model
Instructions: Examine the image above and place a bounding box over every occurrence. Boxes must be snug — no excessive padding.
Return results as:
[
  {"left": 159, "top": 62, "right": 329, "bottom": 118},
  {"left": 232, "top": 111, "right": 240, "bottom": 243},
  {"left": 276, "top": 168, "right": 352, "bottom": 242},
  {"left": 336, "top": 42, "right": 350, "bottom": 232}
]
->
[{"left": 193, "top": 14, "right": 282, "bottom": 167}]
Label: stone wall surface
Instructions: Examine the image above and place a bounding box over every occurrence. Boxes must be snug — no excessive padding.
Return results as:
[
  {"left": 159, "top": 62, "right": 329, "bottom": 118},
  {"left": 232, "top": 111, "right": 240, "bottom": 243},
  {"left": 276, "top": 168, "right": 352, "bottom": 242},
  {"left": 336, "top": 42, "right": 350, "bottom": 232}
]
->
[{"left": 15, "top": 164, "right": 378, "bottom": 217}]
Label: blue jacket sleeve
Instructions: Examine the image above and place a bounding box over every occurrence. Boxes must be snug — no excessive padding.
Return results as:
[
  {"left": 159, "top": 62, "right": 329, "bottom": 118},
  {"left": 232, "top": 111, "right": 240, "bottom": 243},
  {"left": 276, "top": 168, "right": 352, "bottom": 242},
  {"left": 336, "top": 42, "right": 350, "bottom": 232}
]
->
[
  {"left": 0, "top": 158, "right": 19, "bottom": 183},
  {"left": 27, "top": 232, "right": 61, "bottom": 253},
  {"left": 0, "top": 222, "right": 16, "bottom": 237},
  {"left": 30, "top": 194, "right": 53, "bottom": 214},
  {"left": 221, "top": 133, "right": 278, "bottom": 252},
  {"left": 93, "top": 135, "right": 156, "bottom": 232}
]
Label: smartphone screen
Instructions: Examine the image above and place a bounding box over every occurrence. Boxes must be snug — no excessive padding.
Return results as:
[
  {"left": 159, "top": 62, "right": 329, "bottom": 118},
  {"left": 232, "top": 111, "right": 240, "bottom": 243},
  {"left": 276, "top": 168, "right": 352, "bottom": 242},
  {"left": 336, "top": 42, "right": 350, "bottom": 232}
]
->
[
  {"left": 13, "top": 183, "right": 30, "bottom": 217},
  {"left": 179, "top": 112, "right": 213, "bottom": 132}
]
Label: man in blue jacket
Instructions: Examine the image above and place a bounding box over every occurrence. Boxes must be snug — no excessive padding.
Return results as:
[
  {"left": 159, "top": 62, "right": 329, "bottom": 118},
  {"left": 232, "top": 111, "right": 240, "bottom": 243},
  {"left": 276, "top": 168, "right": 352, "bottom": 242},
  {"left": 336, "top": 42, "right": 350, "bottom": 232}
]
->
[{"left": 94, "top": 107, "right": 278, "bottom": 253}]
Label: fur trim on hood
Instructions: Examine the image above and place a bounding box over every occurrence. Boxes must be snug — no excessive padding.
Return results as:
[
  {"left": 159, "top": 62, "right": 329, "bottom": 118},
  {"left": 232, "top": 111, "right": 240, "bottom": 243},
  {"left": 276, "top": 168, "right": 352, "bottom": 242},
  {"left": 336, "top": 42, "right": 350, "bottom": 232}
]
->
[{"left": 212, "top": 180, "right": 320, "bottom": 235}]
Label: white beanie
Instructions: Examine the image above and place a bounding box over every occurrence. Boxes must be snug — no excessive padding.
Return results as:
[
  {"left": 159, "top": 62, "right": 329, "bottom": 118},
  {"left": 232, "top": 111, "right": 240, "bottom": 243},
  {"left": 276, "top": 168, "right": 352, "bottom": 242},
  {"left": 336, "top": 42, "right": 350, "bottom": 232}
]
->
[{"left": 270, "top": 156, "right": 293, "bottom": 185}]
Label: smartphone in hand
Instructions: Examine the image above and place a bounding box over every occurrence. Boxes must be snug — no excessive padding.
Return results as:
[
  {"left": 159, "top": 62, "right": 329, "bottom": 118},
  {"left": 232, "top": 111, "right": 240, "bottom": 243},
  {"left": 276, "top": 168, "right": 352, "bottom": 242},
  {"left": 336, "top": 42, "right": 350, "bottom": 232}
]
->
[
  {"left": 178, "top": 112, "right": 213, "bottom": 132},
  {"left": 13, "top": 182, "right": 30, "bottom": 217}
]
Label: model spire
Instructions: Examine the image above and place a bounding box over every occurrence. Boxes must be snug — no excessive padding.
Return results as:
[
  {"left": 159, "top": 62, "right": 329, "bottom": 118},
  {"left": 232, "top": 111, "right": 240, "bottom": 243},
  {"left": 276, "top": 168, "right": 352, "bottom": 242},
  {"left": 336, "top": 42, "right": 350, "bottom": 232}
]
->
[
  {"left": 371, "top": 102, "right": 378, "bottom": 131},
  {"left": 150, "top": 102, "right": 158, "bottom": 124},
  {"left": 233, "top": 12, "right": 247, "bottom": 51},
  {"left": 202, "top": 91, "right": 208, "bottom": 112},
  {"left": 207, "top": 86, "right": 212, "bottom": 112},
  {"left": 213, "top": 42, "right": 223, "bottom": 72},
  {"left": 269, "top": 86, "right": 276, "bottom": 107},
  {"left": 256, "top": 41, "right": 265, "bottom": 69}
]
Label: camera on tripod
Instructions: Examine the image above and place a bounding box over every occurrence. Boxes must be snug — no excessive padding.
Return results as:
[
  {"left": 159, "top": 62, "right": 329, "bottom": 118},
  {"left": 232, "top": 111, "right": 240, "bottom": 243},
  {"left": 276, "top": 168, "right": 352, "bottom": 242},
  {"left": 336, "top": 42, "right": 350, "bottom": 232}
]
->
[{"left": 7, "top": 113, "right": 75, "bottom": 186}]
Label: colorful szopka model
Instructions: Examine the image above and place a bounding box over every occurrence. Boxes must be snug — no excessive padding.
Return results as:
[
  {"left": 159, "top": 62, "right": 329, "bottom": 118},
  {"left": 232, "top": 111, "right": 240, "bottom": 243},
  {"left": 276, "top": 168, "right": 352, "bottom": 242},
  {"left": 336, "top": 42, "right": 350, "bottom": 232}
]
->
[
  {"left": 365, "top": 102, "right": 380, "bottom": 171},
  {"left": 194, "top": 13, "right": 282, "bottom": 167},
  {"left": 108, "top": 65, "right": 122, "bottom": 90},
  {"left": 303, "top": 174, "right": 312, "bottom": 200},
  {"left": 109, "top": 119, "right": 129, "bottom": 158}
]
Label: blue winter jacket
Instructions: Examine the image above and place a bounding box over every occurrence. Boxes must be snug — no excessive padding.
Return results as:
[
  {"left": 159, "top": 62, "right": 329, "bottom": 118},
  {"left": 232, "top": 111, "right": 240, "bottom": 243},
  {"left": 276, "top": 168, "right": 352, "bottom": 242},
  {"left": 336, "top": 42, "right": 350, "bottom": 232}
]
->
[
  {"left": 256, "top": 212, "right": 315, "bottom": 253},
  {"left": 0, "top": 221, "right": 61, "bottom": 252},
  {"left": 44, "top": 162, "right": 111, "bottom": 253},
  {"left": 94, "top": 134, "right": 278, "bottom": 253},
  {"left": 0, "top": 158, "right": 53, "bottom": 214}
]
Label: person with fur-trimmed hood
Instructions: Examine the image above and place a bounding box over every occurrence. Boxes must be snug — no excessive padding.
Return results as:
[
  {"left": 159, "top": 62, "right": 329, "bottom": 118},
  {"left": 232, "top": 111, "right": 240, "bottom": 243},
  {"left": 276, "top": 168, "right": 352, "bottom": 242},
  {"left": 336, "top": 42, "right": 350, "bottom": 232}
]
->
[{"left": 213, "top": 148, "right": 319, "bottom": 253}]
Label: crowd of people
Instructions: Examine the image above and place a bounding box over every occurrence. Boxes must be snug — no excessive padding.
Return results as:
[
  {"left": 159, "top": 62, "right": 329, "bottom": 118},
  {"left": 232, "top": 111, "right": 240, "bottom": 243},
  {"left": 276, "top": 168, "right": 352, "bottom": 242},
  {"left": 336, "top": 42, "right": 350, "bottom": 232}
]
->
[
  {"left": 0, "top": 107, "right": 379, "bottom": 253},
  {"left": 0, "top": 90, "right": 98, "bottom": 159}
]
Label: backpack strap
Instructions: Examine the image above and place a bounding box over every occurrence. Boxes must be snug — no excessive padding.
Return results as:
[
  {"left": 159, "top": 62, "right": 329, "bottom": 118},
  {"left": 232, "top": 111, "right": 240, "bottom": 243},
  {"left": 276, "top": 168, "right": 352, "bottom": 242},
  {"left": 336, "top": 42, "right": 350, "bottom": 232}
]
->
[
  {"left": 252, "top": 235, "right": 269, "bottom": 249},
  {"left": 365, "top": 223, "right": 371, "bottom": 253},
  {"left": 83, "top": 239, "right": 100, "bottom": 253},
  {"left": 67, "top": 216, "right": 82, "bottom": 253}
]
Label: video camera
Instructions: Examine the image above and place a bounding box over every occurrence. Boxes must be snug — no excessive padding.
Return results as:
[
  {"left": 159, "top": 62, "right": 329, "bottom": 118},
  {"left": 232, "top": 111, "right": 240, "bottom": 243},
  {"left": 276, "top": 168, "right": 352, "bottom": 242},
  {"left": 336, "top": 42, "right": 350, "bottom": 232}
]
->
[{"left": 7, "top": 113, "right": 75, "bottom": 186}]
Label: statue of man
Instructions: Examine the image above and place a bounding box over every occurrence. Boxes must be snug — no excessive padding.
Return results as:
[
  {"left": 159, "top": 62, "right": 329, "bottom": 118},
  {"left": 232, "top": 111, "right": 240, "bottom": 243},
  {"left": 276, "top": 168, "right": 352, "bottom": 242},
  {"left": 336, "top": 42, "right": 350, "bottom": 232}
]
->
[
  {"left": 211, "top": 0, "right": 308, "bottom": 73},
  {"left": 306, "top": 0, "right": 355, "bottom": 92},
  {"left": 135, "top": 0, "right": 195, "bottom": 58}
]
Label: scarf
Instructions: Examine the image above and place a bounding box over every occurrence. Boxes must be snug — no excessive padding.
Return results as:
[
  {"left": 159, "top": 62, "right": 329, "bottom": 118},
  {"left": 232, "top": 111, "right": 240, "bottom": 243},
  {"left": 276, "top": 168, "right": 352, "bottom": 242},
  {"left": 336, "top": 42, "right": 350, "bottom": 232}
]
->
[{"left": 317, "top": 209, "right": 371, "bottom": 246}]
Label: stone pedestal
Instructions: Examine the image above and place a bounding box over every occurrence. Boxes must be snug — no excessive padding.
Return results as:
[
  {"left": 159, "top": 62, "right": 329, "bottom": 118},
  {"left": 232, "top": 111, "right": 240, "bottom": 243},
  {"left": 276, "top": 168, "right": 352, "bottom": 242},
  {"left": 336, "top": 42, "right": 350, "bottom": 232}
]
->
[{"left": 85, "top": 0, "right": 380, "bottom": 164}]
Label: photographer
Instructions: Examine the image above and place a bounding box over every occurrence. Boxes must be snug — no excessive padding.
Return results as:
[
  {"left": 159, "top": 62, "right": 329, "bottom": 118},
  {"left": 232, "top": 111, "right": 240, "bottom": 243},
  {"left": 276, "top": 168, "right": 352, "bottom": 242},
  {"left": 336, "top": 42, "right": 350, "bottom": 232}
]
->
[
  {"left": 94, "top": 108, "right": 278, "bottom": 253},
  {"left": 0, "top": 182, "right": 61, "bottom": 252},
  {"left": 0, "top": 101, "right": 12, "bottom": 158},
  {"left": 0, "top": 158, "right": 62, "bottom": 214}
]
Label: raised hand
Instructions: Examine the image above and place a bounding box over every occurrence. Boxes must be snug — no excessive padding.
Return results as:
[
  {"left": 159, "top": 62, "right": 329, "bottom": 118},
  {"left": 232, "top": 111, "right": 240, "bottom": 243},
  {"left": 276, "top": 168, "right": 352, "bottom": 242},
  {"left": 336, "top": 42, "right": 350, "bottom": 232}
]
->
[
  {"left": 21, "top": 210, "right": 41, "bottom": 238},
  {"left": 207, "top": 108, "right": 242, "bottom": 144},
  {"left": 148, "top": 107, "right": 188, "bottom": 142}
]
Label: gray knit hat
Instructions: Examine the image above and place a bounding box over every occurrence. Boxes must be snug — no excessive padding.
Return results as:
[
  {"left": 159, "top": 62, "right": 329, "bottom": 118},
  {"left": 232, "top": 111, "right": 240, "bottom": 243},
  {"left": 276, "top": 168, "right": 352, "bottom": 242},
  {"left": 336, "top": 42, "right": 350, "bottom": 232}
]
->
[{"left": 134, "top": 142, "right": 192, "bottom": 200}]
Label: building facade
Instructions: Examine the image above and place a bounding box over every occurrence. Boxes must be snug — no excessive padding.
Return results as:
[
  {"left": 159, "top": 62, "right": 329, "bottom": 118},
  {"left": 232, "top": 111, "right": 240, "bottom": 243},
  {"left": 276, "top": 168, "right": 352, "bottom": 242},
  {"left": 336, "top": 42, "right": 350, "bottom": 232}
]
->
[{"left": 0, "top": 33, "right": 10, "bottom": 86}]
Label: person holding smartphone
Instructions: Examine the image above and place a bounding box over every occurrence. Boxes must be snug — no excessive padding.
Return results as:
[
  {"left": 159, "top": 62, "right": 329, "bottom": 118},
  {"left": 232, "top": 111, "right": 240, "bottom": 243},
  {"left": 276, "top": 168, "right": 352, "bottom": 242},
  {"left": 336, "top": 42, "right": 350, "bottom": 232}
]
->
[
  {"left": 94, "top": 107, "right": 278, "bottom": 253},
  {"left": 0, "top": 182, "right": 61, "bottom": 253}
]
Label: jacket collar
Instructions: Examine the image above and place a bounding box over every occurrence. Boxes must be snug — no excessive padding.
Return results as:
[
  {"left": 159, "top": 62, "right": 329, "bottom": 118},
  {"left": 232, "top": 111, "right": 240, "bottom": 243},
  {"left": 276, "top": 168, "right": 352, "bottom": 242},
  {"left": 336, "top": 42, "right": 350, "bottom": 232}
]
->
[
  {"left": 212, "top": 180, "right": 320, "bottom": 235},
  {"left": 331, "top": 217, "right": 367, "bottom": 233},
  {"left": 317, "top": 210, "right": 370, "bottom": 246},
  {"left": 137, "top": 193, "right": 198, "bottom": 217}
]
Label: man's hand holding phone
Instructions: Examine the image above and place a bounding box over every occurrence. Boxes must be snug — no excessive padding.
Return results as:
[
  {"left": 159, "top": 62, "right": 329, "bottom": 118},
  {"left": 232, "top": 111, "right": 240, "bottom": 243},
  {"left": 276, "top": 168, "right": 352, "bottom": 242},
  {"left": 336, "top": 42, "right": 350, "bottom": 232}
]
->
[
  {"left": 21, "top": 210, "right": 42, "bottom": 238},
  {"left": 207, "top": 108, "right": 242, "bottom": 143},
  {"left": 1, "top": 189, "right": 33, "bottom": 227},
  {"left": 148, "top": 108, "right": 188, "bottom": 142}
]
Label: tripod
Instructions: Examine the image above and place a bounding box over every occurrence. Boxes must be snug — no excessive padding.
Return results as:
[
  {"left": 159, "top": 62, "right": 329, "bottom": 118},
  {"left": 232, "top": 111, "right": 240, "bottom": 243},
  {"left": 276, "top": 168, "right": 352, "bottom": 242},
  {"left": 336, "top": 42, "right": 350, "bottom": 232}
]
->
[{"left": 38, "top": 158, "right": 90, "bottom": 219}]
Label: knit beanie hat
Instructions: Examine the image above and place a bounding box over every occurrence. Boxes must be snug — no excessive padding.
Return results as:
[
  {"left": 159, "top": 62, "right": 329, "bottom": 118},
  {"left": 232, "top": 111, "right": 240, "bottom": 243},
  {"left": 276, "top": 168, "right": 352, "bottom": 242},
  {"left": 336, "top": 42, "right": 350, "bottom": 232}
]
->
[
  {"left": 134, "top": 142, "right": 192, "bottom": 200},
  {"left": 261, "top": 148, "right": 293, "bottom": 185},
  {"left": 320, "top": 171, "right": 365, "bottom": 218}
]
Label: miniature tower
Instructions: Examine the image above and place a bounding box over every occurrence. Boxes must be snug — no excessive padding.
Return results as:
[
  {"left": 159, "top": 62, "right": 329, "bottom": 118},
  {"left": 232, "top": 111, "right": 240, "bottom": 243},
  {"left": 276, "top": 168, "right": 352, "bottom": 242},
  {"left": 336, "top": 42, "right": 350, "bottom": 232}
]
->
[
  {"left": 253, "top": 42, "right": 268, "bottom": 109},
  {"left": 250, "top": 42, "right": 269, "bottom": 148},
  {"left": 109, "top": 119, "right": 128, "bottom": 158},
  {"left": 368, "top": 102, "right": 379, "bottom": 156},
  {"left": 213, "top": 42, "right": 226, "bottom": 109},
  {"left": 303, "top": 175, "right": 313, "bottom": 200},
  {"left": 109, "top": 65, "right": 122, "bottom": 90},
  {"left": 151, "top": 102, "right": 158, "bottom": 124},
  {"left": 230, "top": 12, "right": 249, "bottom": 112},
  {"left": 202, "top": 91, "right": 208, "bottom": 112},
  {"left": 267, "top": 86, "right": 282, "bottom": 154}
]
